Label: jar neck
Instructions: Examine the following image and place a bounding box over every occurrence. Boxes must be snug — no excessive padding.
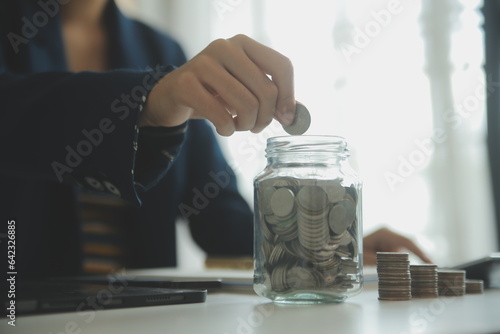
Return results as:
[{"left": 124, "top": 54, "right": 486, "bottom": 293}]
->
[{"left": 265, "top": 136, "right": 350, "bottom": 166}]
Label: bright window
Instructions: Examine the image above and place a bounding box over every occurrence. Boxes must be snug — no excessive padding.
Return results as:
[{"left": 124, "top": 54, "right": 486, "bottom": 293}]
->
[{"left": 121, "top": 0, "right": 497, "bottom": 266}]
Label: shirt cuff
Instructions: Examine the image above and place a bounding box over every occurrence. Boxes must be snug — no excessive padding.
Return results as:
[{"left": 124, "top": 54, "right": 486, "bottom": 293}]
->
[{"left": 133, "top": 122, "right": 188, "bottom": 192}]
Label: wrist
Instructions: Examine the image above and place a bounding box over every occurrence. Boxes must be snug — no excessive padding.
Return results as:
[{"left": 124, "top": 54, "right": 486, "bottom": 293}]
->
[{"left": 139, "top": 77, "right": 192, "bottom": 128}]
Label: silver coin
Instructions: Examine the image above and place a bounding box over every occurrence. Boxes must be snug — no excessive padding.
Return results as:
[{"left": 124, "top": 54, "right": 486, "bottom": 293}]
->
[
  {"left": 334, "top": 245, "right": 353, "bottom": 258},
  {"left": 268, "top": 243, "right": 288, "bottom": 266},
  {"left": 273, "top": 178, "right": 299, "bottom": 189},
  {"left": 340, "top": 259, "right": 359, "bottom": 274},
  {"left": 275, "top": 215, "right": 297, "bottom": 228},
  {"left": 316, "top": 255, "right": 341, "bottom": 270},
  {"left": 283, "top": 103, "right": 311, "bottom": 135},
  {"left": 410, "top": 264, "right": 438, "bottom": 269},
  {"left": 260, "top": 218, "right": 274, "bottom": 241},
  {"left": 348, "top": 233, "right": 359, "bottom": 258},
  {"left": 270, "top": 187, "right": 296, "bottom": 218},
  {"left": 376, "top": 252, "right": 410, "bottom": 261},
  {"left": 318, "top": 179, "right": 346, "bottom": 203},
  {"left": 265, "top": 214, "right": 281, "bottom": 225},
  {"left": 286, "top": 266, "right": 324, "bottom": 289},
  {"left": 465, "top": 279, "right": 484, "bottom": 294},
  {"left": 273, "top": 228, "right": 298, "bottom": 242},
  {"left": 297, "top": 185, "right": 328, "bottom": 213},
  {"left": 271, "top": 265, "right": 289, "bottom": 292},
  {"left": 259, "top": 185, "right": 276, "bottom": 216},
  {"left": 297, "top": 212, "right": 329, "bottom": 250},
  {"left": 328, "top": 199, "right": 356, "bottom": 235},
  {"left": 261, "top": 239, "right": 274, "bottom": 258}
]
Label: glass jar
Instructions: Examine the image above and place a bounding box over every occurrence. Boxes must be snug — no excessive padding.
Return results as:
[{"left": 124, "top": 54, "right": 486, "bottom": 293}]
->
[{"left": 253, "top": 136, "right": 363, "bottom": 304}]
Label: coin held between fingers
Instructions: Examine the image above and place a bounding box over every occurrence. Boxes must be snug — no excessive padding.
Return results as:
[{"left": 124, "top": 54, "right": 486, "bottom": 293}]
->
[{"left": 283, "top": 103, "right": 311, "bottom": 135}]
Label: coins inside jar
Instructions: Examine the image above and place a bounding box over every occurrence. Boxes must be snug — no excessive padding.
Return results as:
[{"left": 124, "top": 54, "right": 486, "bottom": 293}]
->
[{"left": 257, "top": 176, "right": 360, "bottom": 293}]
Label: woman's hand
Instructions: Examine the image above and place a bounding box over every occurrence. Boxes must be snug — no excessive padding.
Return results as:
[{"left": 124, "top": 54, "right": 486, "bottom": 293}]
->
[
  {"left": 363, "top": 227, "right": 433, "bottom": 265},
  {"left": 141, "top": 34, "right": 295, "bottom": 136}
]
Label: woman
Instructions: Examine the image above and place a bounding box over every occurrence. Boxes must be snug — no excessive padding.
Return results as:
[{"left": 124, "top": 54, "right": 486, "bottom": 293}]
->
[{"left": 0, "top": 0, "right": 429, "bottom": 279}]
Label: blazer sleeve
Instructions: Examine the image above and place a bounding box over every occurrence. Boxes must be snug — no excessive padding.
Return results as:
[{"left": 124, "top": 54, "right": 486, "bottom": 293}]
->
[
  {"left": 0, "top": 63, "right": 184, "bottom": 206},
  {"left": 180, "top": 120, "right": 254, "bottom": 256}
]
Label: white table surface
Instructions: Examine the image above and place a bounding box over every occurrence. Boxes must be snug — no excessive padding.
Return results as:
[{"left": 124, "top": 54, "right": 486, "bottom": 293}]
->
[{"left": 2, "top": 268, "right": 500, "bottom": 334}]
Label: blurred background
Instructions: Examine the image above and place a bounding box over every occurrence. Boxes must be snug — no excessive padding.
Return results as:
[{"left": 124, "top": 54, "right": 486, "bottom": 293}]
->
[{"left": 116, "top": 0, "right": 498, "bottom": 267}]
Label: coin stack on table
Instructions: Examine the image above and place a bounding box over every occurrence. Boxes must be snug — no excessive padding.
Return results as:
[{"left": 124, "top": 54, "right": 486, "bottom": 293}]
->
[
  {"left": 465, "top": 279, "right": 484, "bottom": 294},
  {"left": 257, "top": 177, "right": 361, "bottom": 294},
  {"left": 376, "top": 252, "right": 412, "bottom": 301},
  {"left": 437, "top": 269, "right": 466, "bottom": 296},
  {"left": 410, "top": 264, "right": 439, "bottom": 298},
  {"left": 375, "top": 253, "right": 484, "bottom": 301}
]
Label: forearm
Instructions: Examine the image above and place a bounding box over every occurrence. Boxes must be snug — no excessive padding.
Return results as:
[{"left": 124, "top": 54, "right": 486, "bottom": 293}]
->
[{"left": 0, "top": 67, "right": 181, "bottom": 205}]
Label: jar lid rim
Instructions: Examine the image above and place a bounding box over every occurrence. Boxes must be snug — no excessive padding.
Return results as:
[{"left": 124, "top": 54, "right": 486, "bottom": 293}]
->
[
  {"left": 266, "top": 135, "right": 350, "bottom": 156},
  {"left": 267, "top": 135, "right": 348, "bottom": 145}
]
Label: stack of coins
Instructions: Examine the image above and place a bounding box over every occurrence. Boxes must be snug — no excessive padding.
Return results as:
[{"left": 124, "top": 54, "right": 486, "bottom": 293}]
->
[
  {"left": 410, "top": 264, "right": 438, "bottom": 298},
  {"left": 465, "top": 279, "right": 484, "bottom": 294},
  {"left": 374, "top": 253, "right": 485, "bottom": 301},
  {"left": 376, "top": 252, "right": 411, "bottom": 301},
  {"left": 297, "top": 185, "right": 330, "bottom": 251},
  {"left": 437, "top": 269, "right": 466, "bottom": 296},
  {"left": 256, "top": 177, "right": 360, "bottom": 293}
]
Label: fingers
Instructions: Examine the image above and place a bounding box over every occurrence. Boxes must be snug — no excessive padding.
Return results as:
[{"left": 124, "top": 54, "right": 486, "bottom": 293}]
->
[
  {"left": 146, "top": 34, "right": 295, "bottom": 136},
  {"left": 156, "top": 67, "right": 236, "bottom": 136},
  {"left": 176, "top": 70, "right": 236, "bottom": 136},
  {"left": 382, "top": 228, "right": 433, "bottom": 263},
  {"left": 363, "top": 227, "right": 433, "bottom": 265},
  {"left": 229, "top": 35, "right": 296, "bottom": 126},
  {"left": 196, "top": 54, "right": 260, "bottom": 132},
  {"left": 206, "top": 39, "right": 279, "bottom": 132},
  {"left": 397, "top": 237, "right": 433, "bottom": 264},
  {"left": 203, "top": 36, "right": 290, "bottom": 132}
]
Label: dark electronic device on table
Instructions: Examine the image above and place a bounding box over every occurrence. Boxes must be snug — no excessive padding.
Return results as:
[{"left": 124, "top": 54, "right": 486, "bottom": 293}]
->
[
  {"left": 454, "top": 253, "right": 500, "bottom": 288},
  {"left": 3, "top": 279, "right": 207, "bottom": 315}
]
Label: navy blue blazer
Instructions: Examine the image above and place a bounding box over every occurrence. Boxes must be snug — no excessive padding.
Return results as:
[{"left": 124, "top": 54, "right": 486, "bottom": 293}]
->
[{"left": 0, "top": 0, "right": 253, "bottom": 279}]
